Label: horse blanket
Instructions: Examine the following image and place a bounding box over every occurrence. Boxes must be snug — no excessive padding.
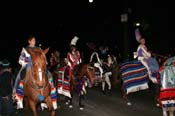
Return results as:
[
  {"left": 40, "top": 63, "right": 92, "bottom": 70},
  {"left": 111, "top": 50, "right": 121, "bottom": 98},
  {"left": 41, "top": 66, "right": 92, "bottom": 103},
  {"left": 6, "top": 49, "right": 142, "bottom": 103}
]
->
[
  {"left": 120, "top": 60, "right": 148, "bottom": 94},
  {"left": 57, "top": 66, "right": 71, "bottom": 98},
  {"left": 159, "top": 56, "right": 175, "bottom": 109}
]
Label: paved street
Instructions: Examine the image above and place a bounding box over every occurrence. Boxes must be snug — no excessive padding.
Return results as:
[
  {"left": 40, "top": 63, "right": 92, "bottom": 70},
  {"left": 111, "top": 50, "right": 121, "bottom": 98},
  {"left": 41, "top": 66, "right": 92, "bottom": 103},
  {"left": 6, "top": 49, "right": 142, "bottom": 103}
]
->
[{"left": 15, "top": 84, "right": 163, "bottom": 116}]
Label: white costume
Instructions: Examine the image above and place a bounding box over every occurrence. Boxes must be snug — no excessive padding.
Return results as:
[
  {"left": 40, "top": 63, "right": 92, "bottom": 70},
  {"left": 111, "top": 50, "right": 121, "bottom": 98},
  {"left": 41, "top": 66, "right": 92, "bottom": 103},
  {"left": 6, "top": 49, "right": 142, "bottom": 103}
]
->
[{"left": 90, "top": 51, "right": 103, "bottom": 78}]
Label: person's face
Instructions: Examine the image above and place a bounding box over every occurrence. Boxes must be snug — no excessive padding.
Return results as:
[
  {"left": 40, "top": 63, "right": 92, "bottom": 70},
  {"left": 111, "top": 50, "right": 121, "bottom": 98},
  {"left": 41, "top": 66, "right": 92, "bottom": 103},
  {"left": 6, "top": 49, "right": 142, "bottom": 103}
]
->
[
  {"left": 140, "top": 38, "right": 145, "bottom": 44},
  {"left": 72, "top": 47, "right": 76, "bottom": 52},
  {"left": 55, "top": 51, "right": 60, "bottom": 56},
  {"left": 28, "top": 38, "right": 36, "bottom": 46}
]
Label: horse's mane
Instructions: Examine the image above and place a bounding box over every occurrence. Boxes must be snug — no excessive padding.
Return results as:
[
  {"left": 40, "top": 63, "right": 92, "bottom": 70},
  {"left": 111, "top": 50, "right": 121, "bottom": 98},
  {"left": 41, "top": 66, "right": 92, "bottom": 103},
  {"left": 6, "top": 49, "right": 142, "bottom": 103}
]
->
[{"left": 26, "top": 47, "right": 43, "bottom": 56}]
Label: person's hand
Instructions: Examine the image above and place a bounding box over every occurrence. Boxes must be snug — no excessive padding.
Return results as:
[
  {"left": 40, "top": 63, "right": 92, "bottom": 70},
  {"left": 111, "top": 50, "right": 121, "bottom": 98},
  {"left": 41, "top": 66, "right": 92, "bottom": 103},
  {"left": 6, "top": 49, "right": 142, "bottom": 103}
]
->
[
  {"left": 133, "top": 52, "right": 138, "bottom": 59},
  {"left": 147, "top": 52, "right": 151, "bottom": 57}
]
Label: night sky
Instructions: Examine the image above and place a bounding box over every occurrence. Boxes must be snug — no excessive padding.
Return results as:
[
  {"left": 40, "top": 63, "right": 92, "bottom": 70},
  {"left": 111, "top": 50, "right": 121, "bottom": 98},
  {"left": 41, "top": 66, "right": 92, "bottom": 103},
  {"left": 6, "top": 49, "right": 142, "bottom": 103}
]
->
[{"left": 0, "top": 0, "right": 172, "bottom": 66}]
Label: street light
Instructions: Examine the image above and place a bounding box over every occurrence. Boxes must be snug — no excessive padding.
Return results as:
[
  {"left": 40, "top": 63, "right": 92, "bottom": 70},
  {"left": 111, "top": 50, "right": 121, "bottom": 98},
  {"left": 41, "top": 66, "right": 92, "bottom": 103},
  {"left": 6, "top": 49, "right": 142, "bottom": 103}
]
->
[
  {"left": 135, "top": 22, "right": 140, "bottom": 27},
  {"left": 89, "top": 0, "right": 93, "bottom": 3}
]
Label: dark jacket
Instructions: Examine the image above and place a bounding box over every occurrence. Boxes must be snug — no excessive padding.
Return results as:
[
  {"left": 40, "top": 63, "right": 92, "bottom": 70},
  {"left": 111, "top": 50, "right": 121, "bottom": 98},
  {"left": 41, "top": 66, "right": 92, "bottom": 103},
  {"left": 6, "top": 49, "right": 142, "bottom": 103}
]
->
[{"left": 0, "top": 70, "right": 13, "bottom": 97}]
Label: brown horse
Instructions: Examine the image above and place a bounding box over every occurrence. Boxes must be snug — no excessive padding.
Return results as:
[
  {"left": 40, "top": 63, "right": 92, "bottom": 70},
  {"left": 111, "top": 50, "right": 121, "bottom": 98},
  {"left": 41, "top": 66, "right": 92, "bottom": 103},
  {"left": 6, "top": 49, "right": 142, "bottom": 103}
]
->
[
  {"left": 23, "top": 47, "right": 56, "bottom": 116},
  {"left": 68, "top": 63, "right": 96, "bottom": 110},
  {"left": 57, "top": 60, "right": 95, "bottom": 110}
]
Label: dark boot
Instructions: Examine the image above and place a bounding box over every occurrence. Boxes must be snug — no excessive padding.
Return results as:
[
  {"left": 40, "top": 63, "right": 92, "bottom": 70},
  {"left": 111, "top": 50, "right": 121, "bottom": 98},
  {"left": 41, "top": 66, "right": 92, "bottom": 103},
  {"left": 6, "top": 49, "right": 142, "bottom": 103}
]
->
[{"left": 107, "top": 89, "right": 112, "bottom": 95}]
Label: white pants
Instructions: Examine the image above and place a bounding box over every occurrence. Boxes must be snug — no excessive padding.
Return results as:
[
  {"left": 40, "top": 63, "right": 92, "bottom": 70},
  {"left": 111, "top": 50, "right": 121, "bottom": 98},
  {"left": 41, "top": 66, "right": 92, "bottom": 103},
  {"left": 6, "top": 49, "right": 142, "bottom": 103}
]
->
[{"left": 102, "top": 72, "right": 112, "bottom": 91}]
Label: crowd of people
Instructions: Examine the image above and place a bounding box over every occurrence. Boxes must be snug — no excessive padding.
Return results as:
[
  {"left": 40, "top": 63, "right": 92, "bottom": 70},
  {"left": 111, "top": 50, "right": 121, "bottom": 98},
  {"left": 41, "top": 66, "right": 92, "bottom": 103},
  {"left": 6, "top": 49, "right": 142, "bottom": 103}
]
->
[{"left": 0, "top": 34, "right": 174, "bottom": 115}]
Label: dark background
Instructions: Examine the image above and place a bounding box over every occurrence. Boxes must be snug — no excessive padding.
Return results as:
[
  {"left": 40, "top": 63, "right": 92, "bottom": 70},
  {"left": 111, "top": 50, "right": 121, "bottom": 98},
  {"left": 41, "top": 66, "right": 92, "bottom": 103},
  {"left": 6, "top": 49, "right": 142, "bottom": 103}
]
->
[{"left": 0, "top": 0, "right": 172, "bottom": 66}]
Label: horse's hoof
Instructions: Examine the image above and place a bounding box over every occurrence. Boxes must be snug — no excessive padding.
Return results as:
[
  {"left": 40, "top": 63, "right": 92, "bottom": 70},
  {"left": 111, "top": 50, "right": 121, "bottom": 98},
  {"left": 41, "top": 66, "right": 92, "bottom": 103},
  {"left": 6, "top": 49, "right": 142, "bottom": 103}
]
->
[
  {"left": 69, "top": 105, "right": 73, "bottom": 108},
  {"left": 65, "top": 102, "right": 69, "bottom": 105},
  {"left": 79, "top": 107, "right": 84, "bottom": 110},
  {"left": 127, "top": 102, "right": 132, "bottom": 106}
]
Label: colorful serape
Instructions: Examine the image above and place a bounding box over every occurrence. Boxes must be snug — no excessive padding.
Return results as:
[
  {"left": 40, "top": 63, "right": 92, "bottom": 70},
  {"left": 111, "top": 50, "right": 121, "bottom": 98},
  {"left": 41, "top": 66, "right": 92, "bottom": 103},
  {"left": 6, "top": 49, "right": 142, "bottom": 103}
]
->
[{"left": 120, "top": 60, "right": 148, "bottom": 94}]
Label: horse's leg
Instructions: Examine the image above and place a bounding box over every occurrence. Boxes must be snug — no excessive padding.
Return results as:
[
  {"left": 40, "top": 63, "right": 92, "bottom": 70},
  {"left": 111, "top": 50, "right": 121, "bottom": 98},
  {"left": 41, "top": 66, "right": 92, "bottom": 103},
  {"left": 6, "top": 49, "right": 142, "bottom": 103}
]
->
[
  {"left": 68, "top": 93, "right": 73, "bottom": 108},
  {"left": 28, "top": 99, "right": 38, "bottom": 116},
  {"left": 24, "top": 97, "right": 29, "bottom": 110},
  {"left": 121, "top": 83, "right": 131, "bottom": 106},
  {"left": 65, "top": 95, "right": 73, "bottom": 108},
  {"left": 79, "top": 95, "right": 85, "bottom": 110},
  {"left": 169, "top": 111, "right": 174, "bottom": 116},
  {"left": 162, "top": 108, "right": 168, "bottom": 116},
  {"left": 102, "top": 80, "right": 106, "bottom": 94},
  {"left": 21, "top": 97, "right": 29, "bottom": 116},
  {"left": 65, "top": 96, "right": 70, "bottom": 105},
  {"left": 45, "top": 96, "right": 56, "bottom": 116},
  {"left": 154, "top": 84, "right": 160, "bottom": 107},
  {"left": 67, "top": 79, "right": 74, "bottom": 108}
]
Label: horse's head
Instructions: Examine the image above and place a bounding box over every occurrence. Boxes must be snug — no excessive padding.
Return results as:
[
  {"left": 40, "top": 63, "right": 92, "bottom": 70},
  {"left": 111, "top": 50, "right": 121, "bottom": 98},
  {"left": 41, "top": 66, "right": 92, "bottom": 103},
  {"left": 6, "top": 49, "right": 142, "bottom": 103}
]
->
[
  {"left": 22, "top": 47, "right": 56, "bottom": 115},
  {"left": 72, "top": 63, "right": 96, "bottom": 86},
  {"left": 85, "top": 64, "right": 96, "bottom": 85},
  {"left": 26, "top": 47, "right": 49, "bottom": 81}
]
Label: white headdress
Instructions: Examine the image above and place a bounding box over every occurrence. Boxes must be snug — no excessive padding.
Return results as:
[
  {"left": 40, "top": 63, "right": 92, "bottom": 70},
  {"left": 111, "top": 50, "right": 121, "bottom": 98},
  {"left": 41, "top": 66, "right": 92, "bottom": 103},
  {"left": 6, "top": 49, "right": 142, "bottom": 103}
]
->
[
  {"left": 70, "top": 36, "right": 79, "bottom": 46},
  {"left": 134, "top": 28, "right": 141, "bottom": 43}
]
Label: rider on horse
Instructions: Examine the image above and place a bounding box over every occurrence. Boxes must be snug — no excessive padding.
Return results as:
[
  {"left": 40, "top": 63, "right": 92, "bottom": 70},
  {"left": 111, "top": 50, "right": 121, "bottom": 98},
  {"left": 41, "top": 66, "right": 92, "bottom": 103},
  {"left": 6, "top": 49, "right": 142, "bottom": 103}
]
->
[
  {"left": 89, "top": 46, "right": 103, "bottom": 80},
  {"left": 13, "top": 35, "right": 57, "bottom": 110},
  {"left": 134, "top": 37, "right": 158, "bottom": 83},
  {"left": 67, "top": 36, "right": 82, "bottom": 79}
]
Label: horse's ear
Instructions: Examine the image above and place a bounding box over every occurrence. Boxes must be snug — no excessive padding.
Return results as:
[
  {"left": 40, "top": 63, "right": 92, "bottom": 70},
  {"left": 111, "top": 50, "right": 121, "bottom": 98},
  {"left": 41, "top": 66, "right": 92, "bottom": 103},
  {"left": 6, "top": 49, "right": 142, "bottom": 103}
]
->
[{"left": 43, "top": 47, "right": 49, "bottom": 55}]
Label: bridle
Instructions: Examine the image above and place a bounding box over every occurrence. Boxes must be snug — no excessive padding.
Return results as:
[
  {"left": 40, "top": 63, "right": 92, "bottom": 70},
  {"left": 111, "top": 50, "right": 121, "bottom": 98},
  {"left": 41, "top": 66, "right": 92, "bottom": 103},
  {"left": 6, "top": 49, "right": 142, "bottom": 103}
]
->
[{"left": 29, "top": 49, "right": 48, "bottom": 90}]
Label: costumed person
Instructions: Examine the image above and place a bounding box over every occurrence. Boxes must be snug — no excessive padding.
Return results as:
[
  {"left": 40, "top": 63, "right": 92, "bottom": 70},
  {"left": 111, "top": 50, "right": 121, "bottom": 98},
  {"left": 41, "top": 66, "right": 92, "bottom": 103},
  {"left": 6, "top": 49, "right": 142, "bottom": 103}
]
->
[
  {"left": 57, "top": 58, "right": 72, "bottom": 98},
  {"left": 49, "top": 50, "right": 60, "bottom": 72},
  {"left": 49, "top": 50, "right": 61, "bottom": 86},
  {"left": 158, "top": 56, "right": 175, "bottom": 116},
  {"left": 89, "top": 47, "right": 103, "bottom": 83},
  {"left": 13, "top": 35, "right": 57, "bottom": 110},
  {"left": 99, "top": 46, "right": 110, "bottom": 62},
  {"left": 134, "top": 37, "right": 158, "bottom": 83},
  {"left": 0, "top": 60, "right": 14, "bottom": 116},
  {"left": 67, "top": 36, "right": 82, "bottom": 79},
  {"left": 101, "top": 55, "right": 113, "bottom": 95}
]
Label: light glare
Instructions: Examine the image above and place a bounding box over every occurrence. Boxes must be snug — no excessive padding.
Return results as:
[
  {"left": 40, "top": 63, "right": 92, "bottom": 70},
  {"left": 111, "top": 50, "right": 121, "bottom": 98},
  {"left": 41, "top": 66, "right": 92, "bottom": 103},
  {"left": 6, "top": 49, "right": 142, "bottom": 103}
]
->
[{"left": 89, "top": 0, "right": 93, "bottom": 3}]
